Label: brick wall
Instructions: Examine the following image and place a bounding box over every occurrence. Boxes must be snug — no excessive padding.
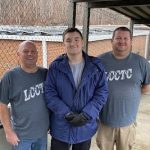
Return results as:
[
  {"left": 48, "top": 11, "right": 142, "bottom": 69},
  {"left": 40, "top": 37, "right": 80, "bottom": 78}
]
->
[
  {"left": 88, "top": 35, "right": 146, "bottom": 56},
  {"left": 0, "top": 35, "right": 146, "bottom": 77}
]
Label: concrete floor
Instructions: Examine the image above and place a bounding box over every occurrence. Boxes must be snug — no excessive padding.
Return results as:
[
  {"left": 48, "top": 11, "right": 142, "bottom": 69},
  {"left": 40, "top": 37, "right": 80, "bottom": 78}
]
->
[
  {"left": 0, "top": 128, "right": 11, "bottom": 150},
  {"left": 0, "top": 95, "right": 149, "bottom": 150},
  {"left": 132, "top": 94, "right": 150, "bottom": 150}
]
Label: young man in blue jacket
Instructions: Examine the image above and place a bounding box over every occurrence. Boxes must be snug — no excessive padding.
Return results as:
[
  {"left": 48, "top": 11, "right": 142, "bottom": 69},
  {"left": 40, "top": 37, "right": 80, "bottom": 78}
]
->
[{"left": 44, "top": 27, "right": 108, "bottom": 150}]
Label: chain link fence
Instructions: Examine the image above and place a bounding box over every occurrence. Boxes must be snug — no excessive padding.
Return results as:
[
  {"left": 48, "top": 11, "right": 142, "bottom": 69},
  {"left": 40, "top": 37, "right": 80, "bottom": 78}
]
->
[
  {"left": 0, "top": 1, "right": 150, "bottom": 150},
  {"left": 0, "top": 0, "right": 149, "bottom": 78}
]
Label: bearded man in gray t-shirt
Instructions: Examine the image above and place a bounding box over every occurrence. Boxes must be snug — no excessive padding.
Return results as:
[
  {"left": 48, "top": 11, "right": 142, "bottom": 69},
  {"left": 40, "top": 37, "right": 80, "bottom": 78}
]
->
[
  {"left": 0, "top": 41, "right": 49, "bottom": 150},
  {"left": 96, "top": 27, "right": 150, "bottom": 150}
]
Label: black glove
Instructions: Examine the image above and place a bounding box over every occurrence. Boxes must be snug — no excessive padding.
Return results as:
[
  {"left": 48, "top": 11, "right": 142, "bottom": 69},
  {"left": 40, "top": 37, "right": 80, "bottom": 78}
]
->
[
  {"left": 65, "top": 112, "right": 78, "bottom": 121},
  {"left": 65, "top": 112, "right": 90, "bottom": 126}
]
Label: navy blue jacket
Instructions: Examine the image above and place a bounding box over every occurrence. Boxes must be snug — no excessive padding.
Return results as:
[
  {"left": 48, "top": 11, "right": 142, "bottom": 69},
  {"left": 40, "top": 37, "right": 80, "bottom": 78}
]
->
[{"left": 44, "top": 52, "right": 108, "bottom": 144}]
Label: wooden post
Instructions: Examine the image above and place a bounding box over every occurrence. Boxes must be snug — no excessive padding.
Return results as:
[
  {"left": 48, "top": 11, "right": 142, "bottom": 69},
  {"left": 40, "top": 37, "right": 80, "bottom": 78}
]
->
[
  {"left": 67, "top": 1, "right": 76, "bottom": 27},
  {"left": 82, "top": 2, "right": 90, "bottom": 53},
  {"left": 145, "top": 32, "right": 150, "bottom": 60}
]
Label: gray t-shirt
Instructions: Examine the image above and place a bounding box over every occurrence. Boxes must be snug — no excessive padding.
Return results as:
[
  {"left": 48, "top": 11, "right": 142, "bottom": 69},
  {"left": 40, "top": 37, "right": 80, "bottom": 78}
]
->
[
  {"left": 99, "top": 52, "right": 150, "bottom": 127},
  {"left": 0, "top": 67, "right": 49, "bottom": 139},
  {"left": 69, "top": 60, "right": 85, "bottom": 88}
]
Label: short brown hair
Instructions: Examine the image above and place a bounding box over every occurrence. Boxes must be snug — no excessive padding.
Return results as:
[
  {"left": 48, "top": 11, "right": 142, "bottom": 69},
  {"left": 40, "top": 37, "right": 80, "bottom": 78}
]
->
[
  {"left": 112, "top": 26, "right": 132, "bottom": 40},
  {"left": 63, "top": 27, "right": 83, "bottom": 41}
]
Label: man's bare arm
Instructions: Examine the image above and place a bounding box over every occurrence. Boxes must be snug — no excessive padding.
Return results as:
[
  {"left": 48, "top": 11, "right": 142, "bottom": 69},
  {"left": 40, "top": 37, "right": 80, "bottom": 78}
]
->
[{"left": 141, "top": 84, "right": 150, "bottom": 94}]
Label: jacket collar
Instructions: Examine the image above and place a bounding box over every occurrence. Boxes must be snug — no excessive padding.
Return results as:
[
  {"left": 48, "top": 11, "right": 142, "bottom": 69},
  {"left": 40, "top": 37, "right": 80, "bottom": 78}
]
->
[{"left": 56, "top": 51, "right": 99, "bottom": 75}]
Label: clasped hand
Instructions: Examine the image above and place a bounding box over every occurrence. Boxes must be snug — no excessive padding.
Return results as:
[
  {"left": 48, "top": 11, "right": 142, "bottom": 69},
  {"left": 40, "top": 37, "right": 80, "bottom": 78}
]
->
[{"left": 65, "top": 112, "right": 90, "bottom": 126}]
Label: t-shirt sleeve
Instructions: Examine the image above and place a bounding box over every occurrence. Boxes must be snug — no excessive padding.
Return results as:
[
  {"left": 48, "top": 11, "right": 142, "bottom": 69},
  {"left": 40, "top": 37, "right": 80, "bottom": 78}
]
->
[
  {"left": 141, "top": 58, "right": 150, "bottom": 85},
  {"left": 0, "top": 72, "right": 11, "bottom": 104}
]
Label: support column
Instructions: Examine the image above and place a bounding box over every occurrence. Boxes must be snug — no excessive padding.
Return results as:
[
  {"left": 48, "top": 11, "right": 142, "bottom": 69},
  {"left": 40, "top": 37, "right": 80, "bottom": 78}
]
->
[
  {"left": 128, "top": 19, "right": 134, "bottom": 51},
  {"left": 145, "top": 32, "right": 150, "bottom": 60},
  {"left": 128, "top": 19, "right": 134, "bottom": 35},
  {"left": 67, "top": 1, "right": 76, "bottom": 28},
  {"left": 82, "top": 2, "right": 90, "bottom": 53},
  {"left": 42, "top": 41, "right": 48, "bottom": 68}
]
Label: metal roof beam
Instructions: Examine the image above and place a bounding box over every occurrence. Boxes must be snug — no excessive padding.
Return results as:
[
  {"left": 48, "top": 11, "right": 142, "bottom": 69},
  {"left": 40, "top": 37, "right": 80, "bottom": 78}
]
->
[
  {"left": 133, "top": 19, "right": 150, "bottom": 24},
  {"left": 73, "top": 0, "right": 119, "bottom": 2},
  {"left": 88, "top": 1, "right": 150, "bottom": 8},
  {"left": 131, "top": 6, "right": 150, "bottom": 18},
  {"left": 111, "top": 7, "right": 141, "bottom": 19}
]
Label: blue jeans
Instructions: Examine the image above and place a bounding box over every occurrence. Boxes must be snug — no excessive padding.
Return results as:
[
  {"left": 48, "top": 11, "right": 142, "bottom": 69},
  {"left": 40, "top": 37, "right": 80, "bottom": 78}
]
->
[{"left": 12, "top": 135, "right": 47, "bottom": 150}]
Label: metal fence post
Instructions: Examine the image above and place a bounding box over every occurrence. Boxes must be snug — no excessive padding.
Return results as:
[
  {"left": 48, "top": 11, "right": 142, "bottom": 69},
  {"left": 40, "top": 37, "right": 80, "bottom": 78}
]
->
[{"left": 42, "top": 40, "right": 48, "bottom": 68}]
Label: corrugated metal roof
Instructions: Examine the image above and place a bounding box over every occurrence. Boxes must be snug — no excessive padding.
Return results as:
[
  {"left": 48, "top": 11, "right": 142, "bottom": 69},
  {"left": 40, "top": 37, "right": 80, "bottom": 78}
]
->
[
  {"left": 0, "top": 25, "right": 149, "bottom": 42},
  {"left": 73, "top": 0, "right": 150, "bottom": 27},
  {"left": 0, "top": 26, "right": 67, "bottom": 36}
]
